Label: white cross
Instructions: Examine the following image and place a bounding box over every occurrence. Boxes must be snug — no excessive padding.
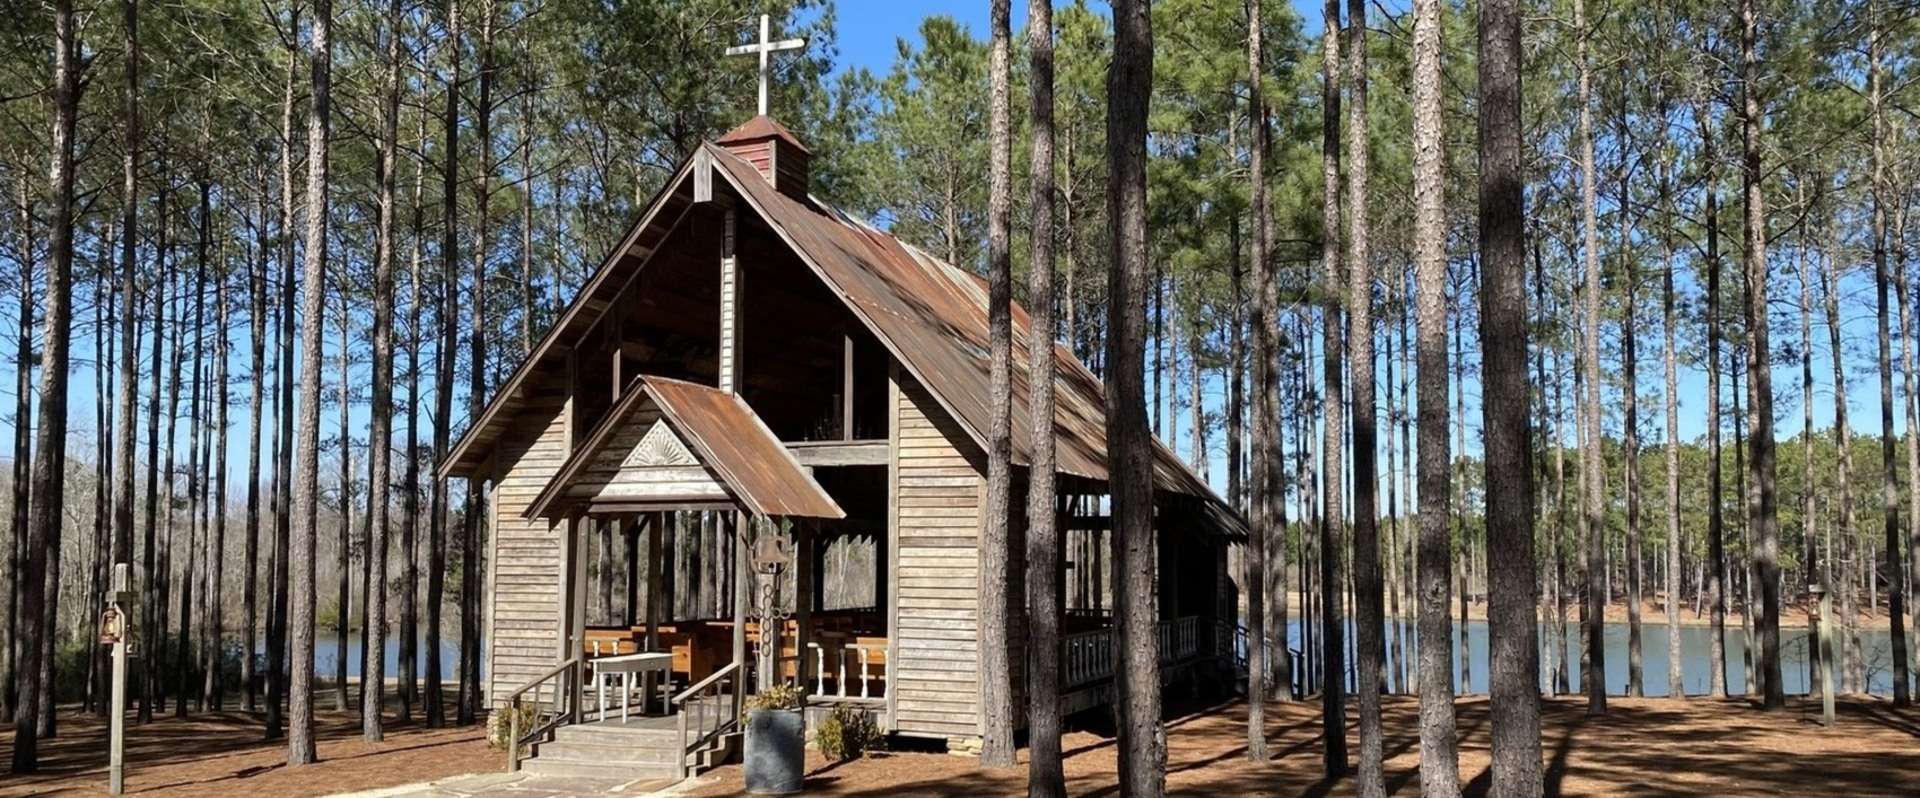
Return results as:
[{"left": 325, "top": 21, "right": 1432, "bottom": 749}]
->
[{"left": 725, "top": 14, "right": 807, "bottom": 117}]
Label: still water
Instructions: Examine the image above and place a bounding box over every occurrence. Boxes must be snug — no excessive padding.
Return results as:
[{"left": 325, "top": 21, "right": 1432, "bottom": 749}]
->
[
  {"left": 257, "top": 634, "right": 464, "bottom": 679},
  {"left": 1281, "top": 618, "right": 1900, "bottom": 697}
]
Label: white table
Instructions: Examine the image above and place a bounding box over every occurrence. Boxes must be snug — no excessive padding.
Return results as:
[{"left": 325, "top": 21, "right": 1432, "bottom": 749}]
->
[{"left": 591, "top": 652, "right": 674, "bottom": 722}]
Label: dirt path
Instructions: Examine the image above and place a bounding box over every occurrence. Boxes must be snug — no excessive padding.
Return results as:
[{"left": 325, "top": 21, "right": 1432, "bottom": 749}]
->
[
  {"left": 689, "top": 695, "right": 1920, "bottom": 797},
  {"left": 0, "top": 707, "right": 489, "bottom": 797}
]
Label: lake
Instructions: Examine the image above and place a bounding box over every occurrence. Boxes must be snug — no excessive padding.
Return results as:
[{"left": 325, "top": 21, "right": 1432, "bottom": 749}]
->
[{"left": 1281, "top": 617, "right": 1901, "bottom": 697}]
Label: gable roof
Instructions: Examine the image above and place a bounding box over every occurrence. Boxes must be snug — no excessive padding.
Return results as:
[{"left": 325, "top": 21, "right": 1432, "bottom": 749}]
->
[
  {"left": 440, "top": 127, "right": 1246, "bottom": 540},
  {"left": 525, "top": 375, "right": 845, "bottom": 520}
]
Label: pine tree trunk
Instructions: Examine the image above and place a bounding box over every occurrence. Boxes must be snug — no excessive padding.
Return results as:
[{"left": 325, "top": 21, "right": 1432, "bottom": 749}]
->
[
  {"left": 1661, "top": 131, "right": 1685, "bottom": 699},
  {"left": 268, "top": 29, "right": 300, "bottom": 740},
  {"left": 178, "top": 192, "right": 207, "bottom": 719},
  {"left": 1317, "top": 0, "right": 1348, "bottom": 778},
  {"left": 290, "top": 0, "right": 335, "bottom": 763},
  {"left": 1411, "top": 0, "right": 1457, "bottom": 786},
  {"left": 9, "top": 192, "right": 32, "bottom": 729},
  {"left": 1245, "top": 0, "right": 1271, "bottom": 762},
  {"left": 460, "top": 0, "right": 495, "bottom": 725},
  {"left": 142, "top": 189, "right": 169, "bottom": 724},
  {"left": 426, "top": 0, "right": 462, "bottom": 728},
  {"left": 1738, "top": 0, "right": 1783, "bottom": 710},
  {"left": 978, "top": 0, "right": 1016, "bottom": 767},
  {"left": 1619, "top": 95, "right": 1645, "bottom": 699},
  {"left": 1574, "top": 0, "right": 1607, "bottom": 715},
  {"left": 363, "top": 0, "right": 401, "bottom": 739},
  {"left": 1478, "top": 0, "right": 1543, "bottom": 787},
  {"left": 1342, "top": 0, "right": 1383, "bottom": 789},
  {"left": 1868, "top": 0, "right": 1911, "bottom": 706},
  {"left": 1106, "top": 1, "right": 1162, "bottom": 791},
  {"left": 208, "top": 232, "right": 230, "bottom": 711},
  {"left": 1820, "top": 209, "right": 1862, "bottom": 694},
  {"left": 336, "top": 296, "right": 352, "bottom": 713},
  {"left": 401, "top": 102, "right": 428, "bottom": 723},
  {"left": 245, "top": 184, "right": 267, "bottom": 715},
  {"left": 1023, "top": 3, "right": 1062, "bottom": 790},
  {"left": 1696, "top": 94, "right": 1729, "bottom": 699},
  {"left": 9, "top": 0, "right": 76, "bottom": 768}
]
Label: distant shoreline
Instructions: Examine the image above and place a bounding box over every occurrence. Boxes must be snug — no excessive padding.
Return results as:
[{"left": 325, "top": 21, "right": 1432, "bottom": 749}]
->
[{"left": 1253, "top": 591, "right": 1897, "bottom": 632}]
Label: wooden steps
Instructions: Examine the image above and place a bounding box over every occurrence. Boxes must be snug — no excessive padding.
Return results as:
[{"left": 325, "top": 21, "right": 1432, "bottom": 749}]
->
[{"left": 519, "top": 716, "right": 735, "bottom": 781}]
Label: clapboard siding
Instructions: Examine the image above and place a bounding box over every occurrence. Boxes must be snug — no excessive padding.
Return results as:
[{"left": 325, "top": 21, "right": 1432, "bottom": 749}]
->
[
  {"left": 485, "top": 401, "right": 569, "bottom": 704},
  {"left": 892, "top": 374, "right": 987, "bottom": 740}
]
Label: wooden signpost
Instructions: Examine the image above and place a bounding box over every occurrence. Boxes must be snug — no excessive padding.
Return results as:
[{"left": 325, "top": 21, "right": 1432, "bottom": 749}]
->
[{"left": 104, "top": 563, "right": 134, "bottom": 795}]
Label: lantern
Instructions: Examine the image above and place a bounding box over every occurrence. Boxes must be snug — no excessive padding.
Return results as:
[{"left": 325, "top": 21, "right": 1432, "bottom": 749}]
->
[{"left": 99, "top": 605, "right": 124, "bottom": 646}]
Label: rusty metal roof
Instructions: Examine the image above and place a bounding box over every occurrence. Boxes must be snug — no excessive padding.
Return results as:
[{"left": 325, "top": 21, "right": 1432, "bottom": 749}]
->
[
  {"left": 525, "top": 375, "right": 845, "bottom": 520},
  {"left": 707, "top": 146, "right": 1244, "bottom": 540},
  {"left": 439, "top": 127, "right": 1245, "bottom": 541},
  {"left": 714, "top": 114, "right": 811, "bottom": 154}
]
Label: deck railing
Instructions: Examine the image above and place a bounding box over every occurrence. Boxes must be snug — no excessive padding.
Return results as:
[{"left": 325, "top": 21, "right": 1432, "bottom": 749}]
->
[
  {"left": 807, "top": 641, "right": 887, "bottom": 699},
  {"left": 1063, "top": 616, "right": 1202, "bottom": 688},
  {"left": 673, "top": 661, "right": 741, "bottom": 781},
  {"left": 505, "top": 656, "right": 584, "bottom": 773}
]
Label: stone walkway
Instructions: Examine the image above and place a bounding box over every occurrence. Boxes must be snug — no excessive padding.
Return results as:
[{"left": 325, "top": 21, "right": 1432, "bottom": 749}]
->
[{"left": 328, "top": 771, "right": 694, "bottom": 798}]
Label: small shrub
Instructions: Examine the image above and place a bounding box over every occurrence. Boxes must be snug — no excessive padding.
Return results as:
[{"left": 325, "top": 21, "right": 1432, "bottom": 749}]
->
[
  {"left": 486, "top": 703, "right": 538, "bottom": 752},
  {"left": 745, "top": 682, "right": 804, "bottom": 711},
  {"left": 814, "top": 706, "right": 880, "bottom": 761}
]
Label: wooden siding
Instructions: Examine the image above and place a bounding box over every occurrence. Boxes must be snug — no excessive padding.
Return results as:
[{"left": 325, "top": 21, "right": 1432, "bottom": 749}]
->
[
  {"left": 487, "top": 400, "right": 570, "bottom": 703},
  {"left": 891, "top": 374, "right": 986, "bottom": 739}
]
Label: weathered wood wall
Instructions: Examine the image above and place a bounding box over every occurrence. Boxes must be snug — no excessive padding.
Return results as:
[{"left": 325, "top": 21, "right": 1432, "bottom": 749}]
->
[
  {"left": 486, "top": 400, "right": 571, "bottom": 703},
  {"left": 891, "top": 372, "right": 986, "bottom": 740}
]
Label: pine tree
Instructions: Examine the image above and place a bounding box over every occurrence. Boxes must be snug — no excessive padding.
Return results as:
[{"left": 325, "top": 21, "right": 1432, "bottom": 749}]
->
[{"left": 1023, "top": 0, "right": 1065, "bottom": 793}]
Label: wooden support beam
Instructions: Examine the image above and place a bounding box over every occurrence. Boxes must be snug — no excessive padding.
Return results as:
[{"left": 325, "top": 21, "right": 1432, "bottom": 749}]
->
[
  {"left": 843, "top": 334, "right": 855, "bottom": 439},
  {"left": 784, "top": 439, "right": 890, "bottom": 467}
]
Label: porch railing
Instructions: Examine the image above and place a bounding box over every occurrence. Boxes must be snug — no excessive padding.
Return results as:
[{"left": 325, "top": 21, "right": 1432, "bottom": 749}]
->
[
  {"left": 807, "top": 641, "right": 887, "bottom": 699},
  {"left": 1224, "top": 620, "right": 1302, "bottom": 698},
  {"left": 505, "top": 656, "right": 584, "bottom": 773},
  {"left": 1063, "top": 616, "right": 1201, "bottom": 689},
  {"left": 673, "top": 661, "right": 741, "bottom": 780}
]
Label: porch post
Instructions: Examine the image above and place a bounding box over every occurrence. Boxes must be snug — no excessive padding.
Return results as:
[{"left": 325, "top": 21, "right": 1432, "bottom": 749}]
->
[
  {"left": 732, "top": 511, "right": 749, "bottom": 718},
  {"left": 624, "top": 516, "right": 639, "bottom": 628},
  {"left": 796, "top": 519, "right": 813, "bottom": 691},
  {"left": 646, "top": 512, "right": 663, "bottom": 653}
]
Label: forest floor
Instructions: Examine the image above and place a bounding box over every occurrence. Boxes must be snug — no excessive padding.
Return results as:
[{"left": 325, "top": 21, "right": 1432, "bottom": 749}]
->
[
  {"left": 0, "top": 700, "right": 489, "bottom": 797},
  {"left": 688, "top": 694, "right": 1920, "bottom": 797}
]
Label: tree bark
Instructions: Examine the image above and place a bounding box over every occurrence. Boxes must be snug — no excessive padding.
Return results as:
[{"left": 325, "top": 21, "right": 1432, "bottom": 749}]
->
[
  {"left": 1820, "top": 207, "right": 1862, "bottom": 694},
  {"left": 1344, "top": 0, "right": 1384, "bottom": 788},
  {"left": 1738, "top": 0, "right": 1783, "bottom": 711},
  {"left": 1024, "top": 3, "right": 1062, "bottom": 792},
  {"left": 1106, "top": 0, "right": 1162, "bottom": 792},
  {"left": 1868, "top": 0, "right": 1910, "bottom": 706},
  {"left": 1317, "top": 0, "right": 1348, "bottom": 778},
  {"left": 1411, "top": 0, "right": 1457, "bottom": 787},
  {"left": 363, "top": 0, "right": 401, "bottom": 740},
  {"left": 1245, "top": 0, "right": 1271, "bottom": 764},
  {"left": 461, "top": 0, "right": 496, "bottom": 726},
  {"left": 1479, "top": 0, "right": 1544, "bottom": 789},
  {"left": 1574, "top": 0, "right": 1606, "bottom": 715},
  {"left": 979, "top": 0, "right": 1016, "bottom": 768},
  {"left": 290, "top": 0, "right": 335, "bottom": 763},
  {"left": 427, "top": 0, "right": 462, "bottom": 728},
  {"left": 1659, "top": 112, "right": 1685, "bottom": 699},
  {"left": 10, "top": 0, "right": 76, "bottom": 768}
]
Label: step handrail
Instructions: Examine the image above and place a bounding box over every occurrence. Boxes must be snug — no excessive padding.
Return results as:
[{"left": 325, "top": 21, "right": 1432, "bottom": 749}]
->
[
  {"left": 506, "top": 655, "right": 584, "bottom": 774},
  {"left": 674, "top": 661, "right": 742, "bottom": 780}
]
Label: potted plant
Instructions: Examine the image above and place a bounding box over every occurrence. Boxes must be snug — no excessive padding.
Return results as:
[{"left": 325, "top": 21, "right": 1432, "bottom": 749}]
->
[{"left": 743, "top": 683, "right": 805, "bottom": 795}]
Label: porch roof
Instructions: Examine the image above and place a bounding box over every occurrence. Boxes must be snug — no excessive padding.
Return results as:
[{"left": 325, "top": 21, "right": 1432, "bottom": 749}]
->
[{"left": 525, "top": 374, "right": 846, "bottom": 521}]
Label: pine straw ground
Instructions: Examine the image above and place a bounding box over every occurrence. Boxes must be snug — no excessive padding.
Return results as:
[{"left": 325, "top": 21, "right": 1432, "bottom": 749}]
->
[
  {"left": 5, "top": 694, "right": 1916, "bottom": 796},
  {"left": 0, "top": 701, "right": 489, "bottom": 797},
  {"left": 689, "top": 695, "right": 1920, "bottom": 797}
]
